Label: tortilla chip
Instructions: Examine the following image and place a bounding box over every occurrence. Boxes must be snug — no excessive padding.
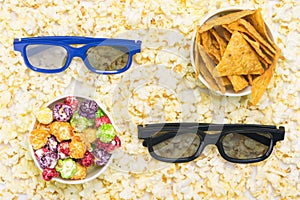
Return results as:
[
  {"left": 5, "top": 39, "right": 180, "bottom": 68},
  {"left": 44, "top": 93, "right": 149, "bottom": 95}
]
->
[
  {"left": 242, "top": 33, "right": 272, "bottom": 64},
  {"left": 194, "top": 32, "right": 201, "bottom": 77},
  {"left": 196, "top": 31, "right": 202, "bottom": 44},
  {"left": 206, "top": 27, "right": 228, "bottom": 87},
  {"left": 245, "top": 8, "right": 275, "bottom": 48},
  {"left": 194, "top": 42, "right": 220, "bottom": 92},
  {"left": 251, "top": 48, "right": 281, "bottom": 105},
  {"left": 222, "top": 24, "right": 233, "bottom": 33},
  {"left": 200, "top": 31, "right": 221, "bottom": 63},
  {"left": 210, "top": 28, "right": 228, "bottom": 56},
  {"left": 221, "top": 76, "right": 231, "bottom": 86},
  {"left": 214, "top": 25, "right": 232, "bottom": 42},
  {"left": 226, "top": 20, "right": 275, "bottom": 58},
  {"left": 237, "top": 19, "right": 276, "bottom": 54},
  {"left": 198, "top": 10, "right": 255, "bottom": 33},
  {"left": 228, "top": 75, "right": 249, "bottom": 92},
  {"left": 197, "top": 44, "right": 226, "bottom": 93},
  {"left": 247, "top": 74, "right": 253, "bottom": 85},
  {"left": 214, "top": 31, "right": 264, "bottom": 77},
  {"left": 223, "top": 28, "right": 232, "bottom": 42}
]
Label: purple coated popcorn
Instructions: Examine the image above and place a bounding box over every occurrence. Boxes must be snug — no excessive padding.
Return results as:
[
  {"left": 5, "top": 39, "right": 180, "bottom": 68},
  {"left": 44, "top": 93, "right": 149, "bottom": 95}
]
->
[
  {"left": 53, "top": 103, "right": 73, "bottom": 122},
  {"left": 92, "top": 149, "right": 111, "bottom": 166},
  {"left": 37, "top": 151, "right": 59, "bottom": 169},
  {"left": 46, "top": 136, "right": 58, "bottom": 152},
  {"left": 78, "top": 100, "right": 98, "bottom": 119},
  {"left": 35, "top": 148, "right": 48, "bottom": 159}
]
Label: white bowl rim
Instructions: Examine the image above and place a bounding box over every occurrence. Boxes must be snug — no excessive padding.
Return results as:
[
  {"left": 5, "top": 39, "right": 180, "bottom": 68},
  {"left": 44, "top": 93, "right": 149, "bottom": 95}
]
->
[
  {"left": 190, "top": 6, "right": 274, "bottom": 97},
  {"left": 28, "top": 94, "right": 115, "bottom": 184}
]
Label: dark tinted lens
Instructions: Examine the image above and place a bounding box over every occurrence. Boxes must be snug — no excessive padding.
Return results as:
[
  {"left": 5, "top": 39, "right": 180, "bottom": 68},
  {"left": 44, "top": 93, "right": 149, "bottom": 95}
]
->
[
  {"left": 221, "top": 132, "right": 272, "bottom": 160},
  {"left": 26, "top": 45, "right": 67, "bottom": 70},
  {"left": 151, "top": 132, "right": 201, "bottom": 159},
  {"left": 86, "top": 46, "right": 129, "bottom": 71}
]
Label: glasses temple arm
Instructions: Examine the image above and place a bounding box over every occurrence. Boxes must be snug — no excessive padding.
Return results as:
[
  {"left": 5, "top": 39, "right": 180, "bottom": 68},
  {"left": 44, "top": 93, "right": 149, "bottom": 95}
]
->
[
  {"left": 243, "top": 127, "right": 285, "bottom": 145},
  {"left": 241, "top": 133, "right": 271, "bottom": 146}
]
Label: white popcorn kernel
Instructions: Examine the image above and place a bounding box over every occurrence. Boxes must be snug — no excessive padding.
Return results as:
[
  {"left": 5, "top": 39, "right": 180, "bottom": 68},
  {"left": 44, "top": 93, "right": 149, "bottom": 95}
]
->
[{"left": 0, "top": 90, "right": 11, "bottom": 107}]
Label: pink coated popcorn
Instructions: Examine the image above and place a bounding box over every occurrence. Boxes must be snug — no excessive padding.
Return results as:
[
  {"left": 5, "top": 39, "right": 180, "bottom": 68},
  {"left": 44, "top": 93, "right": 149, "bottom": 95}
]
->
[
  {"left": 42, "top": 168, "right": 59, "bottom": 181},
  {"left": 94, "top": 135, "right": 121, "bottom": 153},
  {"left": 112, "top": 135, "right": 121, "bottom": 148},
  {"left": 57, "top": 142, "right": 70, "bottom": 159},
  {"left": 78, "top": 151, "right": 95, "bottom": 167},
  {"left": 64, "top": 96, "right": 79, "bottom": 112},
  {"left": 95, "top": 115, "right": 111, "bottom": 128}
]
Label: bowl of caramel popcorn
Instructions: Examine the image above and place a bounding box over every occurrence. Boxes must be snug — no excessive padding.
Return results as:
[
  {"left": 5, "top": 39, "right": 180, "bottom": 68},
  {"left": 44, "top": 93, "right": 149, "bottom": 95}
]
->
[{"left": 28, "top": 95, "right": 121, "bottom": 184}]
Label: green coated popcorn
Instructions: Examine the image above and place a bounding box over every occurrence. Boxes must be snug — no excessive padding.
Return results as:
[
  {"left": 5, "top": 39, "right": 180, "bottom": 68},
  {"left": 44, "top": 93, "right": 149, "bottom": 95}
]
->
[
  {"left": 96, "top": 124, "right": 116, "bottom": 143},
  {"left": 95, "top": 108, "right": 105, "bottom": 118},
  {"left": 55, "top": 158, "right": 77, "bottom": 179},
  {"left": 70, "top": 111, "right": 89, "bottom": 132}
]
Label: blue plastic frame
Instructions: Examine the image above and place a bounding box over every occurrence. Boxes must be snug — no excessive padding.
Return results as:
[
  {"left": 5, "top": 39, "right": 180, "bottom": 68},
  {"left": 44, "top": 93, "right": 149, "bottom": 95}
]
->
[{"left": 13, "top": 36, "right": 142, "bottom": 74}]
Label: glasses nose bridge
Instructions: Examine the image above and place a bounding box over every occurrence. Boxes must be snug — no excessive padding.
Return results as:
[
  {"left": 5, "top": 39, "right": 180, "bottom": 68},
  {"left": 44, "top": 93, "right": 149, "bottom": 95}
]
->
[
  {"left": 68, "top": 46, "right": 86, "bottom": 59},
  {"left": 203, "top": 133, "right": 221, "bottom": 145}
]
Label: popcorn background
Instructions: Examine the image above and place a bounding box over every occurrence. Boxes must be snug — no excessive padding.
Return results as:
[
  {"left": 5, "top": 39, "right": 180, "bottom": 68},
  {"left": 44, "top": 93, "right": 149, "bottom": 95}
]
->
[{"left": 0, "top": 0, "right": 300, "bottom": 199}]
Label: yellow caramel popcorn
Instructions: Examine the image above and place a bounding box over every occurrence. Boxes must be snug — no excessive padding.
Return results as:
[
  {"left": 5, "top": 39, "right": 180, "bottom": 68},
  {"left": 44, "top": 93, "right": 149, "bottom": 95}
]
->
[
  {"left": 29, "top": 129, "right": 51, "bottom": 150},
  {"left": 69, "top": 136, "right": 86, "bottom": 159},
  {"left": 49, "top": 121, "right": 74, "bottom": 142},
  {"left": 71, "top": 163, "right": 87, "bottom": 180}
]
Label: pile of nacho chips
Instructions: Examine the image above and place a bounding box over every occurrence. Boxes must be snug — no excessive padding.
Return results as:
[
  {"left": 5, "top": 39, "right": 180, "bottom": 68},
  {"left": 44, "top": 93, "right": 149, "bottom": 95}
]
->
[{"left": 194, "top": 8, "right": 280, "bottom": 105}]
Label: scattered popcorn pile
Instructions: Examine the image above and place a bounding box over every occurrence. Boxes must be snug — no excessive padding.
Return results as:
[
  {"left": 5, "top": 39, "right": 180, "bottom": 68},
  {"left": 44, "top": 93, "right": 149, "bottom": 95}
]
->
[{"left": 0, "top": 0, "right": 299, "bottom": 199}]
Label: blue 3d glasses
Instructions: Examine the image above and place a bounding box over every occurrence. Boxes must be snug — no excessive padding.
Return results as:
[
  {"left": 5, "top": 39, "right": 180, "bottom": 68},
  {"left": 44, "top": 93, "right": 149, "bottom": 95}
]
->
[{"left": 14, "top": 36, "right": 142, "bottom": 74}]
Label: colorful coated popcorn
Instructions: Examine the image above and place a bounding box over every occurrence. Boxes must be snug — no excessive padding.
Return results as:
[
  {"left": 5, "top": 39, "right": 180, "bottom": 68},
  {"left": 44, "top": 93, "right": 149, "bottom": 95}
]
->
[
  {"left": 34, "top": 148, "right": 49, "bottom": 159},
  {"left": 46, "top": 136, "right": 58, "bottom": 152},
  {"left": 94, "top": 136, "right": 121, "bottom": 153},
  {"left": 53, "top": 103, "right": 73, "bottom": 122},
  {"left": 96, "top": 124, "right": 116, "bottom": 143},
  {"left": 30, "top": 96, "right": 121, "bottom": 181},
  {"left": 71, "top": 163, "right": 87, "bottom": 180},
  {"left": 42, "top": 168, "right": 59, "bottom": 181},
  {"left": 64, "top": 96, "right": 79, "bottom": 112},
  {"left": 50, "top": 121, "right": 74, "bottom": 142},
  {"left": 93, "top": 149, "right": 111, "bottom": 166},
  {"left": 29, "top": 129, "right": 51, "bottom": 150},
  {"left": 95, "top": 108, "right": 105, "bottom": 118},
  {"left": 69, "top": 136, "right": 85, "bottom": 159},
  {"left": 95, "top": 115, "right": 111, "bottom": 128},
  {"left": 36, "top": 107, "right": 53, "bottom": 125},
  {"left": 57, "top": 142, "right": 70, "bottom": 159},
  {"left": 82, "top": 128, "right": 97, "bottom": 144},
  {"left": 112, "top": 136, "right": 121, "bottom": 148},
  {"left": 55, "top": 158, "right": 77, "bottom": 179},
  {"left": 78, "top": 151, "right": 95, "bottom": 167},
  {"left": 37, "top": 151, "right": 59, "bottom": 169},
  {"left": 70, "top": 111, "right": 89, "bottom": 132},
  {"left": 78, "top": 99, "right": 98, "bottom": 119},
  {"left": 35, "top": 122, "right": 50, "bottom": 131}
]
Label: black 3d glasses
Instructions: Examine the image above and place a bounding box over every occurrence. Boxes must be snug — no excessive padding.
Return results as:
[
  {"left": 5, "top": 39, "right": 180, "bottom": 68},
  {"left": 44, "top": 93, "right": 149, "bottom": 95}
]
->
[{"left": 138, "top": 123, "right": 285, "bottom": 163}]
